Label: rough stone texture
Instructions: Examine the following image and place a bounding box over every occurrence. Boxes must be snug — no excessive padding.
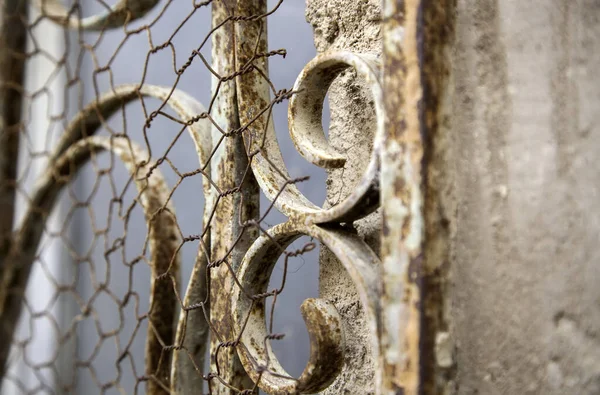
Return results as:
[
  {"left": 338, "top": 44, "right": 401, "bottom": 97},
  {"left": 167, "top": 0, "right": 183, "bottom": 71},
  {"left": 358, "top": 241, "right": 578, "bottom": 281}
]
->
[
  {"left": 305, "top": 0, "right": 381, "bottom": 393},
  {"left": 305, "top": 0, "right": 600, "bottom": 394},
  {"left": 448, "top": 1, "right": 600, "bottom": 394}
]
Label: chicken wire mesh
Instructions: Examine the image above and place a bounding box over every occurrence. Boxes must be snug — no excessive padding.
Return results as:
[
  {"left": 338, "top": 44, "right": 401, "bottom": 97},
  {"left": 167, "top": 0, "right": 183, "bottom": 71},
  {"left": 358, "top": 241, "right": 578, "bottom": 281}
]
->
[
  {"left": 0, "top": 0, "right": 388, "bottom": 393},
  {"left": 0, "top": 0, "right": 342, "bottom": 393}
]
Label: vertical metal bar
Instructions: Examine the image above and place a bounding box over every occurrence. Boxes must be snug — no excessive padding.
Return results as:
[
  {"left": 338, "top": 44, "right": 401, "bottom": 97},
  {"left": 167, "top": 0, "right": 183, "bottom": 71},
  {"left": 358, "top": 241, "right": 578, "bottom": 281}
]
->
[
  {"left": 209, "top": 1, "right": 259, "bottom": 393},
  {"left": 419, "top": 0, "right": 456, "bottom": 393},
  {"left": 0, "top": 0, "right": 28, "bottom": 384},
  {"left": 380, "top": 0, "right": 422, "bottom": 394},
  {"left": 382, "top": 0, "right": 456, "bottom": 393},
  {"left": 0, "top": 0, "right": 27, "bottom": 268}
]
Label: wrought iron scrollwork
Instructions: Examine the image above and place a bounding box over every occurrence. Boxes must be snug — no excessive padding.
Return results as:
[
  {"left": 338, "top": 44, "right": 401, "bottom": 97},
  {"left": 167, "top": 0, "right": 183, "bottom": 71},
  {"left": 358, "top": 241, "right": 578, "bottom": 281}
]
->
[
  {"left": 232, "top": 221, "right": 382, "bottom": 394},
  {"left": 1, "top": 1, "right": 391, "bottom": 394},
  {"left": 245, "top": 51, "right": 384, "bottom": 224},
  {"left": 233, "top": 47, "right": 385, "bottom": 393}
]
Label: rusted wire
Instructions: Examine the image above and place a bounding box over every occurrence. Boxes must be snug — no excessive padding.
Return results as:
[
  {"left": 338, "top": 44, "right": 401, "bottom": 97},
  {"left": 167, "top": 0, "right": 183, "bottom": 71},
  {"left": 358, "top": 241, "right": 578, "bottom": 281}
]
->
[{"left": 0, "top": 1, "right": 324, "bottom": 394}]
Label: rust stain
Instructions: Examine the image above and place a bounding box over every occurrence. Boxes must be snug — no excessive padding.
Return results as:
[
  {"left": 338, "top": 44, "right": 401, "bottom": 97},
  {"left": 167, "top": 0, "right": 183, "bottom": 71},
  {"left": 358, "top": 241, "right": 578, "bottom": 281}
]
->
[
  {"left": 230, "top": 221, "right": 381, "bottom": 394},
  {"left": 207, "top": 1, "right": 259, "bottom": 393},
  {"left": 420, "top": 0, "right": 457, "bottom": 393},
  {"left": 381, "top": 0, "right": 423, "bottom": 394},
  {"left": 382, "top": 0, "right": 457, "bottom": 393}
]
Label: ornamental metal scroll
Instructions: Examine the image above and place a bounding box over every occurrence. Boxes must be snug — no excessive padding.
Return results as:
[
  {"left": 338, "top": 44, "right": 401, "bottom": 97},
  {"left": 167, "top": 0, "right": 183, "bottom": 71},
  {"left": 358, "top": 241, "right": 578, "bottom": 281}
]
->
[
  {"left": 233, "top": 29, "right": 385, "bottom": 392},
  {"left": 0, "top": 0, "right": 423, "bottom": 394}
]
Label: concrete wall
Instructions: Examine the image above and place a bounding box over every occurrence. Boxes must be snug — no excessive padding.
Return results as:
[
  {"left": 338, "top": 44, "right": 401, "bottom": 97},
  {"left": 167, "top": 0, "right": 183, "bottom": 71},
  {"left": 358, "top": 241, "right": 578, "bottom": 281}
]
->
[{"left": 448, "top": 1, "right": 600, "bottom": 394}]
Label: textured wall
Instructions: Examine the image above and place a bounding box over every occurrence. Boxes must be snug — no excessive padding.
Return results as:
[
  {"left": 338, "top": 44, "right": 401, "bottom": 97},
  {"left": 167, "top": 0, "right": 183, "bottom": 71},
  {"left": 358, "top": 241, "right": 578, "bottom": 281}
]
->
[{"left": 448, "top": 1, "right": 600, "bottom": 394}]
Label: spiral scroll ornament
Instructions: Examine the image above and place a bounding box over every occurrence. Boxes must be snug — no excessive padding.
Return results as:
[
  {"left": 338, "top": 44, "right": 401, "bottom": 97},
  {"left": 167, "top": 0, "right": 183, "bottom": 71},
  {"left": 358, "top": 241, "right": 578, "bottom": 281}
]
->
[{"left": 233, "top": 10, "right": 386, "bottom": 390}]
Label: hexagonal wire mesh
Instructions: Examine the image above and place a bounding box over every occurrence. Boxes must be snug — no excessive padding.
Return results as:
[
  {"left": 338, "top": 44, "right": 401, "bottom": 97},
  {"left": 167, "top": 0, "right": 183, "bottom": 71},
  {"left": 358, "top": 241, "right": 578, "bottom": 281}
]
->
[{"left": 0, "top": 0, "right": 392, "bottom": 394}]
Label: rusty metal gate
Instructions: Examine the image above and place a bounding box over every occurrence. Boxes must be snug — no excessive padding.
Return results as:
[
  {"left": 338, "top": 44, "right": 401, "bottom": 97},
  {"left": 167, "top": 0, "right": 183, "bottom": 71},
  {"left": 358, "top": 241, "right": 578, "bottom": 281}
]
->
[{"left": 0, "top": 0, "right": 452, "bottom": 394}]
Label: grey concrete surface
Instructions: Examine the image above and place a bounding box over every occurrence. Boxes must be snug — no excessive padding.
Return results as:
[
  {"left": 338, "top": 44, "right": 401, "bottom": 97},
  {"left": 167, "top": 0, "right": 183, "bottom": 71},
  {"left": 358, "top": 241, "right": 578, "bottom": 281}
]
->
[{"left": 446, "top": 1, "right": 600, "bottom": 394}]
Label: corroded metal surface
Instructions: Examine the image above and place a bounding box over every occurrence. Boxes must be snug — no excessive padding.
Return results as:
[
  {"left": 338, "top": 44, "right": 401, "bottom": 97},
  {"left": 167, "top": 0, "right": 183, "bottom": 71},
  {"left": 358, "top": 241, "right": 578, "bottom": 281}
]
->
[
  {"left": 231, "top": 222, "right": 382, "bottom": 394},
  {"left": 208, "top": 1, "right": 259, "bottom": 393},
  {"left": 380, "top": 0, "right": 423, "bottom": 394},
  {"left": 381, "top": 0, "right": 456, "bottom": 393},
  {"left": 233, "top": 1, "right": 388, "bottom": 393},
  {"left": 236, "top": 9, "right": 385, "bottom": 224},
  {"left": 0, "top": 0, "right": 28, "bottom": 332},
  {"left": 287, "top": 52, "right": 384, "bottom": 223},
  {"left": 419, "top": 0, "right": 456, "bottom": 394},
  {"left": 34, "top": 0, "right": 160, "bottom": 30}
]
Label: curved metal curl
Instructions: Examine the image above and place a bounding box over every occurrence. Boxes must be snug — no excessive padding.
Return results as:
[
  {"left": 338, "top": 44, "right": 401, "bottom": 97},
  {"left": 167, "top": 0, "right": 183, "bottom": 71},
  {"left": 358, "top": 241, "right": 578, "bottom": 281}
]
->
[
  {"left": 236, "top": 48, "right": 383, "bottom": 224},
  {"left": 34, "top": 0, "right": 160, "bottom": 30},
  {"left": 5, "top": 3, "right": 387, "bottom": 393},
  {"left": 50, "top": 84, "right": 212, "bottom": 167},
  {"left": 288, "top": 52, "right": 381, "bottom": 170},
  {"left": 231, "top": 222, "right": 382, "bottom": 394},
  {"left": 234, "top": 6, "right": 385, "bottom": 392}
]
